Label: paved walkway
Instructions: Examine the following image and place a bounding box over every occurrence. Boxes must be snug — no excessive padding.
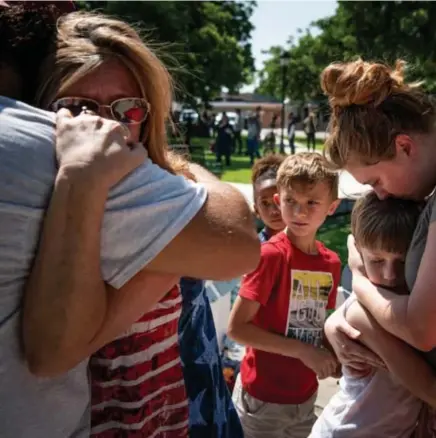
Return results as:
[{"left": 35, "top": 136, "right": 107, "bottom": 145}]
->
[
  {"left": 251, "top": 129, "right": 328, "bottom": 142},
  {"left": 316, "top": 378, "right": 339, "bottom": 415}
]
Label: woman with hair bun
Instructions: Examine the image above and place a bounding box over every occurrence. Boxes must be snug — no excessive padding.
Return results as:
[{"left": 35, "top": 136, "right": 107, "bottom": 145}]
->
[{"left": 320, "top": 58, "right": 436, "bottom": 434}]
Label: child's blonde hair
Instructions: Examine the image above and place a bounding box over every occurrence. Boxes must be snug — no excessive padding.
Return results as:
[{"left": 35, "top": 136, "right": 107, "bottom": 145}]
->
[
  {"left": 351, "top": 191, "right": 423, "bottom": 254},
  {"left": 277, "top": 153, "right": 339, "bottom": 198}
]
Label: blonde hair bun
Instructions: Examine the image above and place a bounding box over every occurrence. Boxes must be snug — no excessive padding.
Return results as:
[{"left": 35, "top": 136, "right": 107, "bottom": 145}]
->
[{"left": 321, "top": 59, "right": 406, "bottom": 108}]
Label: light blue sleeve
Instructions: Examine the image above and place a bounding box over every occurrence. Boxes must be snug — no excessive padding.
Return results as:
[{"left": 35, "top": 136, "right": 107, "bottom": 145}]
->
[
  {"left": 0, "top": 97, "right": 207, "bottom": 291},
  {"left": 101, "top": 157, "right": 207, "bottom": 288}
]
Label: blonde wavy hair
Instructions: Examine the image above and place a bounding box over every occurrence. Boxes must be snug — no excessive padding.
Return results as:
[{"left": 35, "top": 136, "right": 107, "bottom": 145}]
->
[
  {"left": 36, "top": 11, "right": 186, "bottom": 175},
  {"left": 321, "top": 59, "right": 436, "bottom": 169}
]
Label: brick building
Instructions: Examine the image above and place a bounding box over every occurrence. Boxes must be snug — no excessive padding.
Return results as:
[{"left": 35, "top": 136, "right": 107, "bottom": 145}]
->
[{"left": 209, "top": 93, "right": 285, "bottom": 129}]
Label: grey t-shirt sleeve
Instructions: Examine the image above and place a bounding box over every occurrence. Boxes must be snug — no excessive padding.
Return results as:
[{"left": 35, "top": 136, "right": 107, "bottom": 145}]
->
[
  {"left": 0, "top": 96, "right": 207, "bottom": 292},
  {"left": 101, "top": 159, "right": 207, "bottom": 289},
  {"left": 406, "top": 192, "right": 436, "bottom": 294}
]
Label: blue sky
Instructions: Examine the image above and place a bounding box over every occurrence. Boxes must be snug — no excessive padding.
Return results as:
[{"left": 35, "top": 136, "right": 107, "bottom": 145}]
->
[{"left": 242, "top": 0, "right": 338, "bottom": 91}]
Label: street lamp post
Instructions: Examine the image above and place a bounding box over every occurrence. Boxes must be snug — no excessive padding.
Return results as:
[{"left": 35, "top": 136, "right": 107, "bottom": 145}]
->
[
  {"left": 279, "top": 51, "right": 290, "bottom": 154},
  {"left": 204, "top": 85, "right": 210, "bottom": 106}
]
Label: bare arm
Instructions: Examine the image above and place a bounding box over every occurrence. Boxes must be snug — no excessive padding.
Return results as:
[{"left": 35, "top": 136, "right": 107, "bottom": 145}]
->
[
  {"left": 346, "top": 300, "right": 436, "bottom": 407},
  {"left": 23, "top": 169, "right": 178, "bottom": 376},
  {"left": 348, "top": 233, "right": 436, "bottom": 351},
  {"left": 324, "top": 298, "right": 386, "bottom": 376},
  {"left": 351, "top": 274, "right": 416, "bottom": 346},
  {"left": 23, "top": 169, "right": 108, "bottom": 375},
  {"left": 23, "top": 112, "right": 178, "bottom": 376},
  {"left": 228, "top": 296, "right": 338, "bottom": 379},
  {"left": 146, "top": 163, "right": 260, "bottom": 280},
  {"left": 24, "top": 113, "right": 258, "bottom": 375}
]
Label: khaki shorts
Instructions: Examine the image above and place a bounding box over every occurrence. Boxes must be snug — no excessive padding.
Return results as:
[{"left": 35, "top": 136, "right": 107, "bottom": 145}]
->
[{"left": 232, "top": 374, "right": 317, "bottom": 438}]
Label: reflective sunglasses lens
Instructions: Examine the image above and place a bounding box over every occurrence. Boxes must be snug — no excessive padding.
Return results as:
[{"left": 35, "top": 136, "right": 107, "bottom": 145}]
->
[
  {"left": 112, "top": 99, "right": 148, "bottom": 123},
  {"left": 52, "top": 98, "right": 99, "bottom": 116}
]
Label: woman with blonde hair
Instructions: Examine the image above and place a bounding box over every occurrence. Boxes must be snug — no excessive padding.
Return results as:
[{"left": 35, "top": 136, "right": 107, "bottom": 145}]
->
[
  {"left": 317, "top": 58, "right": 436, "bottom": 433},
  {"left": 23, "top": 10, "right": 259, "bottom": 438},
  {"left": 37, "top": 11, "right": 183, "bottom": 175}
]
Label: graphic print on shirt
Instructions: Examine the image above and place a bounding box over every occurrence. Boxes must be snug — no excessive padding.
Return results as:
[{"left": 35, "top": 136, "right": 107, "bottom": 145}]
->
[{"left": 285, "top": 270, "right": 333, "bottom": 347}]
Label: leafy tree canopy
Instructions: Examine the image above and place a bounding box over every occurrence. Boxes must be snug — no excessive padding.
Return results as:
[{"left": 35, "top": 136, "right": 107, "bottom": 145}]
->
[
  {"left": 76, "top": 0, "right": 256, "bottom": 104},
  {"left": 257, "top": 1, "right": 436, "bottom": 103}
]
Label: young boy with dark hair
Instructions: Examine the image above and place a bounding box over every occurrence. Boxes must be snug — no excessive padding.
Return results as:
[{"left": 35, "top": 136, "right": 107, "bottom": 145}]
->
[
  {"left": 251, "top": 154, "right": 286, "bottom": 242},
  {"left": 311, "top": 193, "right": 436, "bottom": 438},
  {"left": 229, "top": 153, "right": 342, "bottom": 437}
]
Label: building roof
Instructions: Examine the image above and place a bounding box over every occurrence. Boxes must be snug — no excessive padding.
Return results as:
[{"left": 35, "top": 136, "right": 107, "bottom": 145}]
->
[
  {"left": 209, "top": 101, "right": 281, "bottom": 110},
  {"left": 214, "top": 92, "right": 281, "bottom": 104}
]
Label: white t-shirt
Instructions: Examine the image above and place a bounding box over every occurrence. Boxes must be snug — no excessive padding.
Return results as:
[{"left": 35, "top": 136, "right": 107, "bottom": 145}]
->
[
  {"left": 310, "top": 367, "right": 422, "bottom": 438},
  {"left": 0, "top": 97, "right": 207, "bottom": 437}
]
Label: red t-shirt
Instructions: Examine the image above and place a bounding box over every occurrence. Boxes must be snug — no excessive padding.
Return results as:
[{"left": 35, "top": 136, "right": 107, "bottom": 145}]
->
[{"left": 239, "top": 232, "right": 341, "bottom": 404}]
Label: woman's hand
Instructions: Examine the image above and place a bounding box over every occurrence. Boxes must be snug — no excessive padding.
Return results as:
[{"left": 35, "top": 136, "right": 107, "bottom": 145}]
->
[
  {"left": 347, "top": 234, "right": 365, "bottom": 275},
  {"left": 325, "top": 308, "right": 385, "bottom": 377},
  {"left": 55, "top": 108, "right": 146, "bottom": 191}
]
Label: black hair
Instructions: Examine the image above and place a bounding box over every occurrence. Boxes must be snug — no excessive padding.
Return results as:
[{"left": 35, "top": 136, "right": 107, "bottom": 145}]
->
[
  {"left": 251, "top": 154, "right": 286, "bottom": 186},
  {"left": 0, "top": 2, "right": 72, "bottom": 102}
]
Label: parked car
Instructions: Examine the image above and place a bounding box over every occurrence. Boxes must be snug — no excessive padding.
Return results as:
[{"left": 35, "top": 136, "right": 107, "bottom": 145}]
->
[
  {"left": 215, "top": 111, "right": 238, "bottom": 128},
  {"left": 179, "top": 108, "right": 199, "bottom": 124}
]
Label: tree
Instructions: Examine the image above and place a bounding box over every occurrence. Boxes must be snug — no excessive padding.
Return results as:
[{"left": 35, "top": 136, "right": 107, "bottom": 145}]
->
[
  {"left": 76, "top": 1, "right": 256, "bottom": 104},
  {"left": 257, "top": 1, "right": 436, "bottom": 103}
]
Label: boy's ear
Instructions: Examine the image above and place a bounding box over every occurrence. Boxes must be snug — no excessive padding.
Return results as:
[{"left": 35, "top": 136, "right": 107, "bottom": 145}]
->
[
  {"left": 327, "top": 199, "right": 341, "bottom": 216},
  {"left": 273, "top": 193, "right": 280, "bottom": 206}
]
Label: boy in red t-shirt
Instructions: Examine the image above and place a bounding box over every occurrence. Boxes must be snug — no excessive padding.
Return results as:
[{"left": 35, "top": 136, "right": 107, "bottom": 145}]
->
[{"left": 228, "top": 153, "right": 342, "bottom": 438}]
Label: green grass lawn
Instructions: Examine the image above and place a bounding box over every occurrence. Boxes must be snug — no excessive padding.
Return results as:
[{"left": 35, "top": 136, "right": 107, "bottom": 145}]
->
[
  {"left": 188, "top": 136, "right": 325, "bottom": 184},
  {"left": 294, "top": 136, "right": 325, "bottom": 150},
  {"left": 190, "top": 137, "right": 253, "bottom": 183},
  {"left": 317, "top": 214, "right": 351, "bottom": 266}
]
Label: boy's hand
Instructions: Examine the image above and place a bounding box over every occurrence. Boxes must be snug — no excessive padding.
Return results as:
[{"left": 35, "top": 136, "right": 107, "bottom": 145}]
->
[
  {"left": 300, "top": 345, "right": 339, "bottom": 380},
  {"left": 325, "top": 306, "right": 385, "bottom": 377}
]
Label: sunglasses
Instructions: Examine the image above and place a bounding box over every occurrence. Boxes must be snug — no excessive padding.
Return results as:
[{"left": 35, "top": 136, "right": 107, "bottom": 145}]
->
[{"left": 51, "top": 97, "right": 150, "bottom": 124}]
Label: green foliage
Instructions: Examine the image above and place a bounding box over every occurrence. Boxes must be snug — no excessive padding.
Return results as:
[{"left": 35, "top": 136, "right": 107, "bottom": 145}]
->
[
  {"left": 75, "top": 1, "right": 256, "bottom": 104},
  {"left": 257, "top": 1, "right": 436, "bottom": 102}
]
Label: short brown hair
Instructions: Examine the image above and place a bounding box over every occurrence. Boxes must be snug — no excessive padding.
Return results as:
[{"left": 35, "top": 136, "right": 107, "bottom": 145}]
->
[
  {"left": 351, "top": 191, "right": 422, "bottom": 254},
  {"left": 321, "top": 59, "right": 436, "bottom": 169},
  {"left": 277, "top": 153, "right": 339, "bottom": 198},
  {"left": 251, "top": 154, "right": 286, "bottom": 185}
]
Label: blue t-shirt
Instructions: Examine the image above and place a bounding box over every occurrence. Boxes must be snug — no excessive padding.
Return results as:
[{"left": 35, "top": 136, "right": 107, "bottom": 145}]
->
[
  {"left": 178, "top": 278, "right": 243, "bottom": 438},
  {"left": 258, "top": 227, "right": 271, "bottom": 243}
]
